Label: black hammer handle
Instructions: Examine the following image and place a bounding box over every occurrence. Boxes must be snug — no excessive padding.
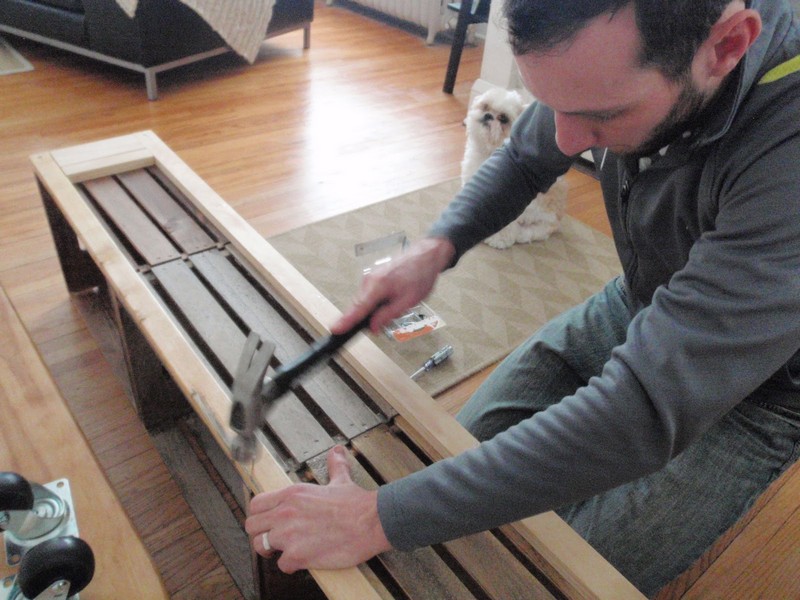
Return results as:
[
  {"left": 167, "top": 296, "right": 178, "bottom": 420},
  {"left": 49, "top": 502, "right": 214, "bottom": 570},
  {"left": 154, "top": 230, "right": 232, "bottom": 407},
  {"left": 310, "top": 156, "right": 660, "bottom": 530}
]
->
[{"left": 262, "top": 310, "right": 376, "bottom": 400}]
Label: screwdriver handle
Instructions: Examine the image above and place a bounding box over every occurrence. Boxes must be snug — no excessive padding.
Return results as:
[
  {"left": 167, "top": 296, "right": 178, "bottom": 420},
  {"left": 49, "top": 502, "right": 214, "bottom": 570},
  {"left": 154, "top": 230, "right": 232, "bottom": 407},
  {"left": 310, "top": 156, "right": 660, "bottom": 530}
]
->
[{"left": 411, "top": 345, "right": 454, "bottom": 380}]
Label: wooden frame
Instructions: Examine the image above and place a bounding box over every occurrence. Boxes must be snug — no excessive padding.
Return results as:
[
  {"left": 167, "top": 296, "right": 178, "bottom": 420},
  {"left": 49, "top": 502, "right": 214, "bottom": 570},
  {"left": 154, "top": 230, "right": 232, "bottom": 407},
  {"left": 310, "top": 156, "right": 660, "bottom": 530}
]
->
[{"left": 31, "top": 131, "right": 644, "bottom": 600}]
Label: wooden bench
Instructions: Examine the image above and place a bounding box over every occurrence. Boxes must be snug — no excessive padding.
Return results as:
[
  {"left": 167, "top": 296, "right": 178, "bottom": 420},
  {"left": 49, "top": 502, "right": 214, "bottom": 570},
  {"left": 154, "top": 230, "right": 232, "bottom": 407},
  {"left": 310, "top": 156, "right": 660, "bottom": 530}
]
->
[
  {"left": 0, "top": 283, "right": 168, "bottom": 598},
  {"left": 32, "top": 131, "right": 644, "bottom": 600}
]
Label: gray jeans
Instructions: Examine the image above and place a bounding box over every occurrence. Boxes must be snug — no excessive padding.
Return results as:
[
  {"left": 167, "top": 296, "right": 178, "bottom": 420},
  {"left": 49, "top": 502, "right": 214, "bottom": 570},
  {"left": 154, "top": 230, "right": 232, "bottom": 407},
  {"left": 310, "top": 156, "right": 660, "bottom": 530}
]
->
[{"left": 457, "top": 277, "right": 800, "bottom": 597}]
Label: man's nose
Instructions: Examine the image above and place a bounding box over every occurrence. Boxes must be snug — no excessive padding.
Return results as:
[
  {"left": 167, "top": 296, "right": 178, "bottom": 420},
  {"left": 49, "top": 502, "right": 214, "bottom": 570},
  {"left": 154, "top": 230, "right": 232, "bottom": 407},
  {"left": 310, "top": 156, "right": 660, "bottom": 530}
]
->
[{"left": 554, "top": 113, "right": 596, "bottom": 156}]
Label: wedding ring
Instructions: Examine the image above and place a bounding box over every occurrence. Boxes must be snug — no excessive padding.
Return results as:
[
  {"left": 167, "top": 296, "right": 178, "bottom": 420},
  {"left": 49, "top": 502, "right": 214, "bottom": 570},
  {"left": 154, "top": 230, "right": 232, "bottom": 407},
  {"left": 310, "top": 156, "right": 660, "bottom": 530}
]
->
[{"left": 261, "top": 532, "right": 271, "bottom": 551}]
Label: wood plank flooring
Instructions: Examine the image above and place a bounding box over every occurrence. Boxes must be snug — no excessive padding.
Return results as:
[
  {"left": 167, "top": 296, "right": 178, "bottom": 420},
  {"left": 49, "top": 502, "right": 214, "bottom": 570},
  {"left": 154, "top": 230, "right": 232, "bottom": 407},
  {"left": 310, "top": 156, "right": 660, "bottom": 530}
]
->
[{"left": 0, "top": 1, "right": 606, "bottom": 598}]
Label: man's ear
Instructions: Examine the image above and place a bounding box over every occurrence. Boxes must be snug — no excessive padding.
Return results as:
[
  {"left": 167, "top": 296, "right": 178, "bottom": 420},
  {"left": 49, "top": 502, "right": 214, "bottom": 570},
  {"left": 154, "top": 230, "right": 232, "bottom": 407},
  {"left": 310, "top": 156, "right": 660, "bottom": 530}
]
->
[{"left": 704, "top": 8, "right": 763, "bottom": 79}]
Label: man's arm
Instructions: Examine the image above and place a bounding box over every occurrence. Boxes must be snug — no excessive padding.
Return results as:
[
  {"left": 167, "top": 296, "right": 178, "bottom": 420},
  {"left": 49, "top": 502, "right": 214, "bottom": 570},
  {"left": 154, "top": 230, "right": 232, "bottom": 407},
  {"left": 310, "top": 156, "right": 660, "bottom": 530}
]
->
[
  {"left": 334, "top": 101, "right": 573, "bottom": 334},
  {"left": 378, "top": 115, "right": 800, "bottom": 551},
  {"left": 331, "top": 236, "right": 455, "bottom": 334}
]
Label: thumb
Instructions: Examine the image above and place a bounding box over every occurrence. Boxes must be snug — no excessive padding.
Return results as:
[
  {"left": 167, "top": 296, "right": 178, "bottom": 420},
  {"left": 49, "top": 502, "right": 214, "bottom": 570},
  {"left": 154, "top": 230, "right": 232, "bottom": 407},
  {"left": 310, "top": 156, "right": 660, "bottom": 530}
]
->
[{"left": 327, "top": 445, "right": 353, "bottom": 485}]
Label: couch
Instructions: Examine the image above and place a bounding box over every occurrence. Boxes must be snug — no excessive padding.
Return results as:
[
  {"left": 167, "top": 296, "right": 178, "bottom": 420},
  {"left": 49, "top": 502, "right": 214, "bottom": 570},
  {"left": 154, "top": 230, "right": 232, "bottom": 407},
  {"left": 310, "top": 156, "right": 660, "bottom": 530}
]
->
[{"left": 0, "top": 0, "right": 314, "bottom": 99}]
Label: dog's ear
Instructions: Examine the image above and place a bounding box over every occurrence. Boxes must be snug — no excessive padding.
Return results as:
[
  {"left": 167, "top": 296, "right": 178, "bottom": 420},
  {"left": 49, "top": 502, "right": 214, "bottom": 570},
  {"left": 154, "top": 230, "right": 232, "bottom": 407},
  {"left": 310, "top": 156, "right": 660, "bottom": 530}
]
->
[{"left": 470, "top": 90, "right": 489, "bottom": 109}]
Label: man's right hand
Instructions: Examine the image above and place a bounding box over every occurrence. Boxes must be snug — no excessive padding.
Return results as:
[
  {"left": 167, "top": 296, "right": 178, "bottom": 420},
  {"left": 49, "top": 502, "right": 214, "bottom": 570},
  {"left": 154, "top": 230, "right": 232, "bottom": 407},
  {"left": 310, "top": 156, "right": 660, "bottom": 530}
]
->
[{"left": 331, "top": 236, "right": 456, "bottom": 335}]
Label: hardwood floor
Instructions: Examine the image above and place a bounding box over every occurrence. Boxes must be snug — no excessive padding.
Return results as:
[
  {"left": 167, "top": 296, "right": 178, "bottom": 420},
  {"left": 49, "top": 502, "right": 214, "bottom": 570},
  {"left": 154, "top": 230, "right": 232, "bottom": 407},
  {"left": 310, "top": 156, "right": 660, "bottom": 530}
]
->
[{"left": 0, "top": 1, "right": 605, "bottom": 597}]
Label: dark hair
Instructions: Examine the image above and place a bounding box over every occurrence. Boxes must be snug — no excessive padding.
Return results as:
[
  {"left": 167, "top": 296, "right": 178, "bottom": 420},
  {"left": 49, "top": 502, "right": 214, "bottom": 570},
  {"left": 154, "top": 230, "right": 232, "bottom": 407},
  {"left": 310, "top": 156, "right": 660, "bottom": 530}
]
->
[{"left": 503, "top": 0, "right": 732, "bottom": 79}]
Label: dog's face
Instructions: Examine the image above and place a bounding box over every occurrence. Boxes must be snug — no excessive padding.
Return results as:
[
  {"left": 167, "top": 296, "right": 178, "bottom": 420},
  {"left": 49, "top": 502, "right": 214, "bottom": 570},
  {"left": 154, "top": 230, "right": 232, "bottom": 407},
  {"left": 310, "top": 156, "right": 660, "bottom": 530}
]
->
[{"left": 465, "top": 89, "right": 525, "bottom": 150}]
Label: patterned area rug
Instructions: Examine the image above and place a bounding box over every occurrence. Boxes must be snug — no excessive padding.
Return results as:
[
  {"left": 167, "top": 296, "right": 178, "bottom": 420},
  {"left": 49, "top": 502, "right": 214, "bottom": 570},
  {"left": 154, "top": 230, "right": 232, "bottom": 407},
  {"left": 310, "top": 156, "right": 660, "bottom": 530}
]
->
[
  {"left": 269, "top": 179, "right": 622, "bottom": 396},
  {"left": 0, "top": 36, "right": 33, "bottom": 76}
]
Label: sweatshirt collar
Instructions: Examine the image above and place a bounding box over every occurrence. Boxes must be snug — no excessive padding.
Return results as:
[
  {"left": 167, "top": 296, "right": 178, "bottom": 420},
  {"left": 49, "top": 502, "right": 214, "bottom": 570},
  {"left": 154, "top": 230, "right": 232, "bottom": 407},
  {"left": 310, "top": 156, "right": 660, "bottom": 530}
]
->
[{"left": 692, "top": 0, "right": 797, "bottom": 148}]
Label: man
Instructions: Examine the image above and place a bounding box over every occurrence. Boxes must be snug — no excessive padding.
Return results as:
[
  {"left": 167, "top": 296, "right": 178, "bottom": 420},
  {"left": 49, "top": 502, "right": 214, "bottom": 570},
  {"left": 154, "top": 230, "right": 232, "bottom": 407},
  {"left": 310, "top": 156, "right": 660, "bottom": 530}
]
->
[{"left": 246, "top": 0, "right": 800, "bottom": 595}]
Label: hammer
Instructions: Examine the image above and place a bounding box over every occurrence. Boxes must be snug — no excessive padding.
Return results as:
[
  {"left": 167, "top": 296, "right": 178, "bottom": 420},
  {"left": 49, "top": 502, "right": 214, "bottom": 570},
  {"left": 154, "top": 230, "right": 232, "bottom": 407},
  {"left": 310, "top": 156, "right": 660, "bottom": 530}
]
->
[{"left": 229, "top": 311, "right": 376, "bottom": 463}]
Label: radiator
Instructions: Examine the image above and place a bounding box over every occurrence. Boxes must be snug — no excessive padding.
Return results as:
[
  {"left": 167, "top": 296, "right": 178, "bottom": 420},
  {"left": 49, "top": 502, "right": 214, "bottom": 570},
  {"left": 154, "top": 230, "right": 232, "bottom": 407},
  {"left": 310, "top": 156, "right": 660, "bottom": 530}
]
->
[{"left": 330, "top": 0, "right": 445, "bottom": 44}]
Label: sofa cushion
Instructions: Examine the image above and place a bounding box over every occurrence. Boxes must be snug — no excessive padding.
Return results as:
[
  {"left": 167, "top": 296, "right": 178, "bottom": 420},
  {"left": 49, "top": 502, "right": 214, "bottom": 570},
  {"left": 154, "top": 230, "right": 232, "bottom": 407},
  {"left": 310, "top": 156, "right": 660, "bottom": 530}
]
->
[
  {"left": 0, "top": 0, "right": 87, "bottom": 46},
  {"left": 35, "top": 0, "right": 83, "bottom": 11},
  {"left": 268, "top": 0, "right": 313, "bottom": 35}
]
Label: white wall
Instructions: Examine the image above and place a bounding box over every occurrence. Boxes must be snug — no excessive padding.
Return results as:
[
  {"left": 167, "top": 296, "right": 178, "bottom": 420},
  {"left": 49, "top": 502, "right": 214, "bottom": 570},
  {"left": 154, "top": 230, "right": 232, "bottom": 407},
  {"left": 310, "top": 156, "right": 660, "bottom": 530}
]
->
[{"left": 470, "top": 0, "right": 521, "bottom": 98}]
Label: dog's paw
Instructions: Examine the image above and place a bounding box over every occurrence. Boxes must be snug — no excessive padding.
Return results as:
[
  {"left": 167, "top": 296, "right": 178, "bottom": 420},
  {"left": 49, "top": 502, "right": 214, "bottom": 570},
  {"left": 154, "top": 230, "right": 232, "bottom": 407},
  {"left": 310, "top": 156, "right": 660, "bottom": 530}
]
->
[
  {"left": 516, "top": 222, "right": 559, "bottom": 244},
  {"left": 484, "top": 225, "right": 518, "bottom": 249}
]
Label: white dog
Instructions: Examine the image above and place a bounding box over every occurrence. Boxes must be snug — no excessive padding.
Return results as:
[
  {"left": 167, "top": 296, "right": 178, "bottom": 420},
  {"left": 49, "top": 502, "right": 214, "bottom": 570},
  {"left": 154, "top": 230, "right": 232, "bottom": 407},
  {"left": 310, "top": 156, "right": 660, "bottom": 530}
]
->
[{"left": 461, "top": 88, "right": 568, "bottom": 249}]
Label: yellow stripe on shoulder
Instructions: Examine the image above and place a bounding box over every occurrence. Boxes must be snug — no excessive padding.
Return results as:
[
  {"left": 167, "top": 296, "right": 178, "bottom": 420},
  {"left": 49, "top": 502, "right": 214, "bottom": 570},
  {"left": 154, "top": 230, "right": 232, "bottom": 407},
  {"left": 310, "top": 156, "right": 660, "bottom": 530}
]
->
[{"left": 758, "top": 53, "right": 800, "bottom": 85}]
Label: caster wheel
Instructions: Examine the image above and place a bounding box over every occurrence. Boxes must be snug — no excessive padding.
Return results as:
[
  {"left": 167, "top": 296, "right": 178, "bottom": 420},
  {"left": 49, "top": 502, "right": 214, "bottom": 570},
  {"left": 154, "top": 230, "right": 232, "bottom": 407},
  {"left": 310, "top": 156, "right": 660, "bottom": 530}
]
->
[
  {"left": 16, "top": 537, "right": 94, "bottom": 599},
  {"left": 0, "top": 473, "right": 33, "bottom": 511}
]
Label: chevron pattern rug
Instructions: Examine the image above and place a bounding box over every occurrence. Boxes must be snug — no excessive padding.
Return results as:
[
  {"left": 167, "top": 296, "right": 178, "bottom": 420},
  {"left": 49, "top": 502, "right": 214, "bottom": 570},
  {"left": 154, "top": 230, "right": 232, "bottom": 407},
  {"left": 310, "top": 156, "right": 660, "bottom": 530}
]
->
[{"left": 269, "top": 179, "right": 621, "bottom": 396}]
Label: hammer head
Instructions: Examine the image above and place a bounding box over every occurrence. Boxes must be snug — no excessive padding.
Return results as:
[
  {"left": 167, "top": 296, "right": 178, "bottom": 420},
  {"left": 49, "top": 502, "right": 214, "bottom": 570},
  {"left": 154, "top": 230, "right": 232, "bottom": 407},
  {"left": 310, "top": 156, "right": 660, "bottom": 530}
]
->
[{"left": 229, "top": 332, "right": 275, "bottom": 463}]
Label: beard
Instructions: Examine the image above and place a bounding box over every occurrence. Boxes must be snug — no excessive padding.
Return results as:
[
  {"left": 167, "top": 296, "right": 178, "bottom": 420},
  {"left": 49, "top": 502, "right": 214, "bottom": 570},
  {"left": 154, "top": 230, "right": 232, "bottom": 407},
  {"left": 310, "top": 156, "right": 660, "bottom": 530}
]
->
[{"left": 627, "top": 76, "right": 710, "bottom": 157}]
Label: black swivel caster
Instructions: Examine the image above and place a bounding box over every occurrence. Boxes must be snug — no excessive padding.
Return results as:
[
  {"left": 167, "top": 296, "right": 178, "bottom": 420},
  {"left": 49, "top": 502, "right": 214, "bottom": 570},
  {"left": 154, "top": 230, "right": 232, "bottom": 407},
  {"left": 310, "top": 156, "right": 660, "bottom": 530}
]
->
[
  {"left": 1, "top": 474, "right": 94, "bottom": 599},
  {"left": 1, "top": 536, "right": 95, "bottom": 599},
  {"left": 0, "top": 473, "right": 77, "bottom": 566},
  {"left": 0, "top": 474, "right": 33, "bottom": 513}
]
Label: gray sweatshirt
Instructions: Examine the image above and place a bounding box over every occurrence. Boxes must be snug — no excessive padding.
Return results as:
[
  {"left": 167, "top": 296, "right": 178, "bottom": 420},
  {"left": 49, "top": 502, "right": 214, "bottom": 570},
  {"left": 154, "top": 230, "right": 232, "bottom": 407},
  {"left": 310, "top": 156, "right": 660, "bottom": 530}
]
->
[{"left": 378, "top": 0, "right": 800, "bottom": 550}]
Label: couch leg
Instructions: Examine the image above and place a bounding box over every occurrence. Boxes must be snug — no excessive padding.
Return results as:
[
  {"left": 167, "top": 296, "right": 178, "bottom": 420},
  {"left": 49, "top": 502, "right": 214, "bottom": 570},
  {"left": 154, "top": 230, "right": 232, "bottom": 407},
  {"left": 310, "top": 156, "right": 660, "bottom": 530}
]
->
[
  {"left": 145, "top": 69, "right": 158, "bottom": 101},
  {"left": 303, "top": 25, "right": 311, "bottom": 49}
]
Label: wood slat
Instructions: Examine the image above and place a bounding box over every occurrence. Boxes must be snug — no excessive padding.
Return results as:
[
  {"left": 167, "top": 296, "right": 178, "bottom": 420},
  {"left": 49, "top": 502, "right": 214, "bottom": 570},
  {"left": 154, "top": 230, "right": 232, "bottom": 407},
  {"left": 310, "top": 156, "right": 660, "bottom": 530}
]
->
[
  {"left": 353, "top": 425, "right": 556, "bottom": 600},
  {"left": 190, "top": 249, "right": 384, "bottom": 439},
  {"left": 147, "top": 167, "right": 227, "bottom": 244},
  {"left": 117, "top": 170, "right": 217, "bottom": 254},
  {"left": 151, "top": 258, "right": 245, "bottom": 377},
  {"left": 151, "top": 255, "right": 337, "bottom": 464},
  {"left": 264, "top": 391, "right": 337, "bottom": 464},
  {"left": 376, "top": 546, "right": 478, "bottom": 600},
  {"left": 83, "top": 176, "right": 181, "bottom": 265},
  {"left": 50, "top": 134, "right": 155, "bottom": 183}
]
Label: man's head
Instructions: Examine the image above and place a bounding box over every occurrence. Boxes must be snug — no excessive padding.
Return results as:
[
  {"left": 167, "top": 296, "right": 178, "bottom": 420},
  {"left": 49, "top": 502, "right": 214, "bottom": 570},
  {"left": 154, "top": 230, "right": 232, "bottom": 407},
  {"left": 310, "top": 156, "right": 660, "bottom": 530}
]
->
[{"left": 506, "top": 0, "right": 762, "bottom": 156}]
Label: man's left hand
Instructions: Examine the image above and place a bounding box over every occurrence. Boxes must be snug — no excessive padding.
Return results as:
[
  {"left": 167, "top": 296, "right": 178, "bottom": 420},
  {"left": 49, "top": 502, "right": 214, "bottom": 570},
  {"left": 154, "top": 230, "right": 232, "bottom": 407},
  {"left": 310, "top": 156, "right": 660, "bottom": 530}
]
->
[{"left": 245, "top": 445, "right": 392, "bottom": 574}]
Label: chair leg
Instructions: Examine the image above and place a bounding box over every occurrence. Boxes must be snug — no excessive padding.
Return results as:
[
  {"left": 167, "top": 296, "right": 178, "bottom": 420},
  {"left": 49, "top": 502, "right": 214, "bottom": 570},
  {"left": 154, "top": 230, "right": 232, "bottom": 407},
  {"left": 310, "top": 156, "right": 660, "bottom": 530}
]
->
[
  {"left": 426, "top": 27, "right": 437, "bottom": 45},
  {"left": 443, "top": 1, "right": 474, "bottom": 93}
]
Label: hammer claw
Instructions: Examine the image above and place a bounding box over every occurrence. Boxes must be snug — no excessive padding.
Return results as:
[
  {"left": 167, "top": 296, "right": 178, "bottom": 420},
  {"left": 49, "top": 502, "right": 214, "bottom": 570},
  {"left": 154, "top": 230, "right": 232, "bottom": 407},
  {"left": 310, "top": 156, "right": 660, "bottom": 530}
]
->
[
  {"left": 229, "top": 332, "right": 275, "bottom": 462},
  {"left": 229, "top": 307, "right": 379, "bottom": 464}
]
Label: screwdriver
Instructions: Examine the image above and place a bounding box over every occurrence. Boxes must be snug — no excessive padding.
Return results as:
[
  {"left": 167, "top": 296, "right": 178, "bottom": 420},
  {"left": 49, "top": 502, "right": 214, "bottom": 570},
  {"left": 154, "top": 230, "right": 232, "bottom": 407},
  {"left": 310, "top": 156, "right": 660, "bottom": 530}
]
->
[{"left": 410, "top": 345, "right": 454, "bottom": 380}]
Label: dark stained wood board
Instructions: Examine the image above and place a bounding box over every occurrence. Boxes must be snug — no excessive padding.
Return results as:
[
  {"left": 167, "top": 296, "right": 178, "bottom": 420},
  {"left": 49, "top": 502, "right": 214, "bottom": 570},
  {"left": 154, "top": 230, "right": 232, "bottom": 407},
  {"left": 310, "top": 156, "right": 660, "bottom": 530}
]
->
[
  {"left": 82, "top": 176, "right": 182, "bottom": 266},
  {"left": 151, "top": 257, "right": 337, "bottom": 465},
  {"left": 190, "top": 249, "right": 385, "bottom": 439},
  {"left": 116, "top": 169, "right": 218, "bottom": 254}
]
